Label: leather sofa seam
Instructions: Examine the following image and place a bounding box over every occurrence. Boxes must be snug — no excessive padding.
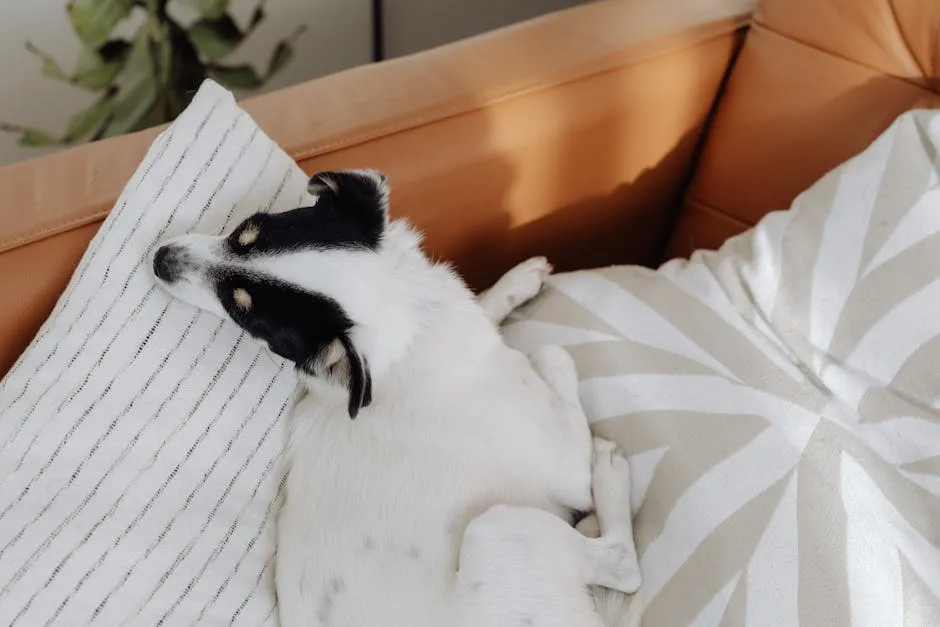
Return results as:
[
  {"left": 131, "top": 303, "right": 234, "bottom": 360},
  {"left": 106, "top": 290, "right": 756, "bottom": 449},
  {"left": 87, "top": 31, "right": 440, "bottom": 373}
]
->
[
  {"left": 288, "top": 17, "right": 752, "bottom": 162},
  {"left": 752, "top": 20, "right": 940, "bottom": 95},
  {"left": 685, "top": 195, "right": 754, "bottom": 228}
]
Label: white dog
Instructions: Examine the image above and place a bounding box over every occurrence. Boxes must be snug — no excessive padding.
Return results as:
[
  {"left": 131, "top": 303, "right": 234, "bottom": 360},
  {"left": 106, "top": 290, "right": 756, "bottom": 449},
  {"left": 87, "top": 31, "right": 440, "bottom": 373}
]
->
[{"left": 153, "top": 169, "right": 641, "bottom": 627}]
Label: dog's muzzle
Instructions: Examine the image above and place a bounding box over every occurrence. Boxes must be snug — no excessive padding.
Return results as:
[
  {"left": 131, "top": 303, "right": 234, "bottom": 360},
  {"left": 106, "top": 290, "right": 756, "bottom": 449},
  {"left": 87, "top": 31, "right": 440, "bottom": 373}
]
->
[{"left": 153, "top": 244, "right": 188, "bottom": 283}]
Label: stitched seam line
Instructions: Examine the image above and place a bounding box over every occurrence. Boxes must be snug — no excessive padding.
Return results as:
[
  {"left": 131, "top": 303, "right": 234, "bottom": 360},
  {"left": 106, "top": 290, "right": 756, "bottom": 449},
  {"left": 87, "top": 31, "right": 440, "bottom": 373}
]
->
[
  {"left": 931, "top": 5, "right": 940, "bottom": 76},
  {"left": 0, "top": 212, "right": 109, "bottom": 253},
  {"left": 753, "top": 20, "right": 938, "bottom": 94},
  {"left": 288, "top": 17, "right": 750, "bottom": 162},
  {"left": 885, "top": 0, "right": 927, "bottom": 77},
  {"left": 685, "top": 195, "right": 754, "bottom": 228}
]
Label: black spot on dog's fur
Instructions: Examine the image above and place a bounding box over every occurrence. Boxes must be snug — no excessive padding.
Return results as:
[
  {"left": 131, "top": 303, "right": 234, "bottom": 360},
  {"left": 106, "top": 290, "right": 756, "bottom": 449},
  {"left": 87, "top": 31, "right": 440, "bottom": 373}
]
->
[
  {"left": 227, "top": 170, "right": 388, "bottom": 257},
  {"left": 406, "top": 545, "right": 421, "bottom": 559},
  {"left": 317, "top": 576, "right": 346, "bottom": 625}
]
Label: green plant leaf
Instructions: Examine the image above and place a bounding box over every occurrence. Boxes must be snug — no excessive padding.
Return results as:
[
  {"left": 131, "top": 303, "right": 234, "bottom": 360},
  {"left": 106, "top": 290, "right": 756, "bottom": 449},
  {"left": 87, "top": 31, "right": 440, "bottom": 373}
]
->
[
  {"left": 0, "top": 122, "right": 61, "bottom": 146},
  {"left": 25, "top": 42, "right": 70, "bottom": 82},
  {"left": 188, "top": 15, "right": 242, "bottom": 61},
  {"left": 106, "top": 24, "right": 161, "bottom": 136},
  {"left": 180, "top": 0, "right": 228, "bottom": 19},
  {"left": 244, "top": 0, "right": 268, "bottom": 29},
  {"left": 111, "top": 81, "right": 159, "bottom": 131},
  {"left": 266, "top": 25, "right": 306, "bottom": 77},
  {"left": 266, "top": 41, "right": 292, "bottom": 78},
  {"left": 66, "top": 0, "right": 136, "bottom": 49},
  {"left": 73, "top": 40, "right": 131, "bottom": 90},
  {"left": 208, "top": 64, "right": 263, "bottom": 89},
  {"left": 21, "top": 129, "right": 60, "bottom": 147},
  {"left": 64, "top": 91, "right": 116, "bottom": 142},
  {"left": 249, "top": 4, "right": 266, "bottom": 29}
]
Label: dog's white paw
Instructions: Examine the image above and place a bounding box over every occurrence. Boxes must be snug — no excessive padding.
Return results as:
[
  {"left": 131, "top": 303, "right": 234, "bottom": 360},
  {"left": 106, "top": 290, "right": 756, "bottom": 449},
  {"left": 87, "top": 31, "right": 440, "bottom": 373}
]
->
[
  {"left": 592, "top": 438, "right": 631, "bottom": 521},
  {"left": 591, "top": 437, "right": 642, "bottom": 593},
  {"left": 499, "top": 256, "right": 553, "bottom": 309}
]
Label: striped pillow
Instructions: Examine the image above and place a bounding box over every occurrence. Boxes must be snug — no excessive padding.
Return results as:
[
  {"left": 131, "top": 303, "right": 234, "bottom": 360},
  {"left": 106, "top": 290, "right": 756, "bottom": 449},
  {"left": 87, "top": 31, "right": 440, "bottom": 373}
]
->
[
  {"left": 503, "top": 110, "right": 940, "bottom": 625},
  {"left": 0, "top": 81, "right": 302, "bottom": 626}
]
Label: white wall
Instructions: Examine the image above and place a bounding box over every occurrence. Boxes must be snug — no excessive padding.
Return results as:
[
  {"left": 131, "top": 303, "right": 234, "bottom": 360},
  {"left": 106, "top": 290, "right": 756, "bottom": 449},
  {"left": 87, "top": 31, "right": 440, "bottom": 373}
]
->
[
  {"left": 0, "top": 0, "right": 371, "bottom": 166},
  {"left": 382, "top": 0, "right": 591, "bottom": 58},
  {"left": 0, "top": 0, "right": 592, "bottom": 166}
]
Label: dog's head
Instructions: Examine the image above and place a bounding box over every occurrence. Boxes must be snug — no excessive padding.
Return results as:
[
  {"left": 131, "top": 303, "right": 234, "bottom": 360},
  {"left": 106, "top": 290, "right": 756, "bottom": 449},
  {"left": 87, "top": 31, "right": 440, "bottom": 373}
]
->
[{"left": 152, "top": 169, "right": 392, "bottom": 419}]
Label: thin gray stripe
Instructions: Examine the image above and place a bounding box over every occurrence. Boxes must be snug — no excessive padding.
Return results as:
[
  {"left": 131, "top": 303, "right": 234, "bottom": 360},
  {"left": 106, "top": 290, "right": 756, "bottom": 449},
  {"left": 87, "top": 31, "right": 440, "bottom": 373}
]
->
[
  {"left": 158, "top": 453, "right": 281, "bottom": 625},
  {"left": 0, "top": 122, "right": 247, "bottom": 529},
  {"left": 19, "top": 146, "right": 285, "bottom": 616},
  {"left": 215, "top": 140, "right": 277, "bottom": 232},
  {"left": 0, "top": 123, "right": 262, "bottom": 557},
  {"left": 0, "top": 309, "right": 200, "bottom": 596},
  {"left": 0, "top": 99, "right": 227, "bottom": 438},
  {"left": 193, "top": 473, "right": 286, "bottom": 626},
  {"left": 0, "top": 302, "right": 177, "bottom": 563},
  {"left": 3, "top": 106, "right": 239, "bottom": 456},
  {"left": 1, "top": 282, "right": 155, "bottom": 459},
  {"left": 229, "top": 557, "right": 274, "bottom": 626},
  {"left": 140, "top": 378, "right": 288, "bottom": 624},
  {"left": 39, "top": 333, "right": 247, "bottom": 627},
  {"left": 262, "top": 599, "right": 277, "bottom": 625},
  {"left": 2, "top": 319, "right": 227, "bottom": 607},
  {"left": 80, "top": 351, "right": 271, "bottom": 624},
  {"left": 262, "top": 167, "right": 292, "bottom": 214},
  {"left": 3, "top": 117, "right": 264, "bottom": 470},
  {"left": 0, "top": 125, "right": 176, "bottom": 397},
  {"left": 2, "top": 103, "right": 300, "bottom": 626},
  {"left": 0, "top": 291, "right": 163, "bottom": 522},
  {"left": 0, "top": 101, "right": 221, "bottom": 415}
]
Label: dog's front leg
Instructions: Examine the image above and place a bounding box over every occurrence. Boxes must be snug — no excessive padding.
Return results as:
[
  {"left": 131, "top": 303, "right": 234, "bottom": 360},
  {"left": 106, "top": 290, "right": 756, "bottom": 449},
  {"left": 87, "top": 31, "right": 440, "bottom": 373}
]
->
[{"left": 476, "top": 256, "right": 553, "bottom": 325}]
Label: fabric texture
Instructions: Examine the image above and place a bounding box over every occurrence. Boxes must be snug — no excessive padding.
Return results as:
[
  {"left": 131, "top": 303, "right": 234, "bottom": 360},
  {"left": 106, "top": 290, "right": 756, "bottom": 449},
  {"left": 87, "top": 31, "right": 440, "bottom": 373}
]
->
[
  {"left": 503, "top": 109, "right": 940, "bottom": 625},
  {"left": 0, "top": 80, "right": 305, "bottom": 626}
]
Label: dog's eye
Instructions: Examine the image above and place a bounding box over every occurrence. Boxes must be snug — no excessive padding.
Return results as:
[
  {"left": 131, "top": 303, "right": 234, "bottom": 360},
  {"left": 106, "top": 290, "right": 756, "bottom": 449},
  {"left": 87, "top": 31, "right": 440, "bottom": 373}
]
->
[{"left": 233, "top": 288, "right": 252, "bottom": 311}]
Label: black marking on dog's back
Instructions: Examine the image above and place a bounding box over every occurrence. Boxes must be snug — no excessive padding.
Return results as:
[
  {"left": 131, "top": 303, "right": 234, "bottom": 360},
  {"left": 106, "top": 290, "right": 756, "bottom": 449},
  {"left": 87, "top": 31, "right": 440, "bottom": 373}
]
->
[{"left": 227, "top": 170, "right": 387, "bottom": 257}]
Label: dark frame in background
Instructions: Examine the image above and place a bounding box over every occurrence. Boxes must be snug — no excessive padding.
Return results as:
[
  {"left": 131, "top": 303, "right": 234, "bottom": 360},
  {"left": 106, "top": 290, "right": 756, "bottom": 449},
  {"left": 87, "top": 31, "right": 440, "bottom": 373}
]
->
[{"left": 372, "top": 0, "right": 384, "bottom": 62}]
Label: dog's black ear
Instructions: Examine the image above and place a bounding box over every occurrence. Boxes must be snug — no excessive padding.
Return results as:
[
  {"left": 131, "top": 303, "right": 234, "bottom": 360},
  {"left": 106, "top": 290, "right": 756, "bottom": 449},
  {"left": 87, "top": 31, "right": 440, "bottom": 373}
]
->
[
  {"left": 339, "top": 335, "right": 373, "bottom": 419},
  {"left": 307, "top": 170, "right": 390, "bottom": 249},
  {"left": 304, "top": 334, "right": 373, "bottom": 419},
  {"left": 260, "top": 324, "right": 309, "bottom": 365},
  {"left": 307, "top": 171, "right": 342, "bottom": 197}
]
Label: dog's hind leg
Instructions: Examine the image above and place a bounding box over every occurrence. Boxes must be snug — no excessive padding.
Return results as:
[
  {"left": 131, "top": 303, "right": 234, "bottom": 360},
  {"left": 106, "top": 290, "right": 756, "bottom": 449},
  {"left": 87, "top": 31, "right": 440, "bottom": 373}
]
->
[
  {"left": 584, "top": 437, "right": 641, "bottom": 627},
  {"left": 587, "top": 437, "right": 641, "bottom": 592},
  {"left": 476, "top": 256, "right": 552, "bottom": 325},
  {"left": 452, "top": 453, "right": 641, "bottom": 627},
  {"left": 529, "top": 344, "right": 595, "bottom": 512}
]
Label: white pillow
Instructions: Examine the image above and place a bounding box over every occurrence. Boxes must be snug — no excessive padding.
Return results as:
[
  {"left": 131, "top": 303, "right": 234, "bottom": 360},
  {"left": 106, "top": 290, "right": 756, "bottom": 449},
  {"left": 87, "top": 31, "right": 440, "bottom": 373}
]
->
[
  {"left": 0, "top": 80, "right": 305, "bottom": 626},
  {"left": 503, "top": 110, "right": 940, "bottom": 625}
]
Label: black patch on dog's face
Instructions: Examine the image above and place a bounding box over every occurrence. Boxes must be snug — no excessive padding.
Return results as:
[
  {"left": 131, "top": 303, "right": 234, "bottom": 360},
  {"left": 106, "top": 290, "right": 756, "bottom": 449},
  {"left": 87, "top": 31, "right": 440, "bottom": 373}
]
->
[
  {"left": 212, "top": 268, "right": 373, "bottom": 418},
  {"left": 226, "top": 170, "right": 388, "bottom": 258}
]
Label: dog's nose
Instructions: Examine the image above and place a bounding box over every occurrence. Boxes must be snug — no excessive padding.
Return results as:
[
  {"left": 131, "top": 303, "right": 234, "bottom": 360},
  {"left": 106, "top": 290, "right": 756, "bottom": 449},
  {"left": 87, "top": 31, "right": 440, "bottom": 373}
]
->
[{"left": 153, "top": 245, "right": 181, "bottom": 282}]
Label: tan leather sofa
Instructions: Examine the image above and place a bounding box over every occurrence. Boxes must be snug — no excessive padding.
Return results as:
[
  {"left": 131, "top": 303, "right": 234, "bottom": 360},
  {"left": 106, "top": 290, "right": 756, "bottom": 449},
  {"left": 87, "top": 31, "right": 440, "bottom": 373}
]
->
[{"left": 1, "top": 0, "right": 935, "bottom": 378}]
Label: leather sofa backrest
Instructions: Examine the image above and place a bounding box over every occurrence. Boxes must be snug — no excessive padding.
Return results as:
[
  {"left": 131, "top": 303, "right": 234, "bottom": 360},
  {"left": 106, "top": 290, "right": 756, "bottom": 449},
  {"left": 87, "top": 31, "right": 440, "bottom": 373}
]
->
[{"left": 668, "top": 0, "right": 940, "bottom": 259}]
